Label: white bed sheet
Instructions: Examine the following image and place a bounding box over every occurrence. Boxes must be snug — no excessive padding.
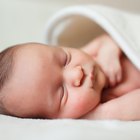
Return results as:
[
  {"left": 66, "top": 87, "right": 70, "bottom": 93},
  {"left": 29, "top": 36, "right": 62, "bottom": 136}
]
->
[{"left": 0, "top": 115, "right": 140, "bottom": 140}]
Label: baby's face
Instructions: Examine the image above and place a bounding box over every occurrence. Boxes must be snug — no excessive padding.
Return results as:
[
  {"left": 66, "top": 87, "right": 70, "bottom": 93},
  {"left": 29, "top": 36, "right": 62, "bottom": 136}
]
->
[{"left": 2, "top": 44, "right": 106, "bottom": 119}]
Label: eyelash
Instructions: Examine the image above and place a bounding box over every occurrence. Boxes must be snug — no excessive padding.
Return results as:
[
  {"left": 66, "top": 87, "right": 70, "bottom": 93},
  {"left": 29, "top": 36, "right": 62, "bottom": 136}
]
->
[
  {"left": 64, "top": 51, "right": 71, "bottom": 66},
  {"left": 60, "top": 85, "right": 65, "bottom": 101}
]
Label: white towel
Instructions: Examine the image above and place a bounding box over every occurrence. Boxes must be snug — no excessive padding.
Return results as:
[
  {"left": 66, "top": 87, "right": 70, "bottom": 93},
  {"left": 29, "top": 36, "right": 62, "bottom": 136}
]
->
[{"left": 44, "top": 5, "right": 140, "bottom": 70}]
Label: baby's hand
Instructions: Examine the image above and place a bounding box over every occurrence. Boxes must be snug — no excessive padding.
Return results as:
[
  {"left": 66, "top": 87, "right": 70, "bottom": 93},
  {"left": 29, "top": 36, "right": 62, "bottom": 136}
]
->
[
  {"left": 82, "top": 34, "right": 123, "bottom": 87},
  {"left": 95, "top": 35, "right": 122, "bottom": 87},
  {"left": 97, "top": 54, "right": 122, "bottom": 87}
]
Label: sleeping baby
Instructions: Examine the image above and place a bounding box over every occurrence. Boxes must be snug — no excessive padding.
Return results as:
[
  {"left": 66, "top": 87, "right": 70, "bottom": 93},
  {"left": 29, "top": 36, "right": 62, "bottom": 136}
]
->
[{"left": 0, "top": 34, "right": 140, "bottom": 120}]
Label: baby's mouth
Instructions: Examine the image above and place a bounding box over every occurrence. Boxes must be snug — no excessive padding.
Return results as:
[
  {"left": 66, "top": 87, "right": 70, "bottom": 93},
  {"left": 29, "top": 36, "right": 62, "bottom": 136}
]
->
[
  {"left": 83, "top": 64, "right": 97, "bottom": 88},
  {"left": 89, "top": 66, "right": 97, "bottom": 87}
]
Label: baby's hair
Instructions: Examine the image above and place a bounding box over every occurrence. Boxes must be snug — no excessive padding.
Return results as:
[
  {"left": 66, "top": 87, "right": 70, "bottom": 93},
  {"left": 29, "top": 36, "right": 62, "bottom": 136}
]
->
[{"left": 0, "top": 45, "right": 17, "bottom": 115}]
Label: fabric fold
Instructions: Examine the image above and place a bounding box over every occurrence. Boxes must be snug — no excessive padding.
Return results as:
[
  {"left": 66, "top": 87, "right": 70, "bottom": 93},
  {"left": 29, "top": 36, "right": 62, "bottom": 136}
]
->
[{"left": 44, "top": 5, "right": 140, "bottom": 70}]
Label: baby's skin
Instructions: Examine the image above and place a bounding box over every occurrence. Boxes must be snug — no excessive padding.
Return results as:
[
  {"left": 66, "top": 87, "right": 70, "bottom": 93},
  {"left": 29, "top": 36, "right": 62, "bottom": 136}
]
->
[
  {"left": 1, "top": 34, "right": 140, "bottom": 120},
  {"left": 81, "top": 34, "right": 140, "bottom": 120},
  {"left": 1, "top": 40, "right": 106, "bottom": 119}
]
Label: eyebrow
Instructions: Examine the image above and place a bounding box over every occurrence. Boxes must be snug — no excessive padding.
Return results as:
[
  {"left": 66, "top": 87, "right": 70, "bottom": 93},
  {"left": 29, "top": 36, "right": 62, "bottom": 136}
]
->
[{"left": 53, "top": 47, "right": 67, "bottom": 65}]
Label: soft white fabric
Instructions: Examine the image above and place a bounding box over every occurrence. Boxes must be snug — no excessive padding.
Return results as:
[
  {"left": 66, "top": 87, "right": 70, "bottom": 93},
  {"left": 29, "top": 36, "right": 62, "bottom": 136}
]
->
[
  {"left": 0, "top": 114, "right": 140, "bottom": 140},
  {"left": 44, "top": 5, "right": 140, "bottom": 70}
]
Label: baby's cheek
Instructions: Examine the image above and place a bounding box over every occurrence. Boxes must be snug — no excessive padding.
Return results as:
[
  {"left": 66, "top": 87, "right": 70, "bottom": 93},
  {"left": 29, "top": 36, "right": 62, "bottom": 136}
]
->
[
  {"left": 72, "top": 89, "right": 100, "bottom": 116},
  {"left": 80, "top": 91, "right": 98, "bottom": 109},
  {"left": 58, "top": 87, "right": 100, "bottom": 118}
]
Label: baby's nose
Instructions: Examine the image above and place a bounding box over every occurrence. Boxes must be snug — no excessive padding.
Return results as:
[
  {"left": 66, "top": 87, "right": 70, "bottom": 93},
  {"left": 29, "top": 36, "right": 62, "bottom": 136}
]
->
[
  {"left": 73, "top": 66, "right": 84, "bottom": 86},
  {"left": 64, "top": 66, "right": 84, "bottom": 87}
]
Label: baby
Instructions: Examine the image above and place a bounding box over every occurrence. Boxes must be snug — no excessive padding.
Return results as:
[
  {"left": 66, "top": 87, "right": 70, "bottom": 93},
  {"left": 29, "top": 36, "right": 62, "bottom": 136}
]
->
[{"left": 0, "top": 34, "right": 140, "bottom": 120}]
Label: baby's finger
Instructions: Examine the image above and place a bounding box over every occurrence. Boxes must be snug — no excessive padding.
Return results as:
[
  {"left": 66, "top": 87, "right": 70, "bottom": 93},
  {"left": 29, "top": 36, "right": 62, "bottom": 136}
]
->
[
  {"left": 109, "top": 72, "right": 116, "bottom": 87},
  {"left": 115, "top": 61, "right": 122, "bottom": 83},
  {"left": 116, "top": 68, "right": 122, "bottom": 83}
]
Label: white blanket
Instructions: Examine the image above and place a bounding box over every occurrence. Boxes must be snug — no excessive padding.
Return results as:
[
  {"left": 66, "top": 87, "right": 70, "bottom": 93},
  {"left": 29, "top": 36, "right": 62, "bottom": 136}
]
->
[
  {"left": 0, "top": 114, "right": 140, "bottom": 140},
  {"left": 45, "top": 5, "right": 140, "bottom": 70},
  {"left": 1, "top": 5, "right": 140, "bottom": 140}
]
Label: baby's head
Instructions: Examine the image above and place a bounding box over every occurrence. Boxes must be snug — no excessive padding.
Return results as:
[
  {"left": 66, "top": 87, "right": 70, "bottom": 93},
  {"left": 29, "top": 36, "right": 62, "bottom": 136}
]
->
[{"left": 0, "top": 43, "right": 106, "bottom": 119}]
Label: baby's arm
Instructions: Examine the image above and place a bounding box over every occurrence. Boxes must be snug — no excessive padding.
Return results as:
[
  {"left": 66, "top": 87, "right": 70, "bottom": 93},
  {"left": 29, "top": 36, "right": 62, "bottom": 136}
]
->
[
  {"left": 81, "top": 89, "right": 140, "bottom": 121},
  {"left": 82, "top": 34, "right": 121, "bottom": 58},
  {"left": 82, "top": 34, "right": 122, "bottom": 87}
]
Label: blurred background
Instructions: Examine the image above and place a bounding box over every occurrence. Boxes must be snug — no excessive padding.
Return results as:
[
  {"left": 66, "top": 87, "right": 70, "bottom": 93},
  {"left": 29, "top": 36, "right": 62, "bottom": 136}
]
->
[{"left": 0, "top": 0, "right": 140, "bottom": 50}]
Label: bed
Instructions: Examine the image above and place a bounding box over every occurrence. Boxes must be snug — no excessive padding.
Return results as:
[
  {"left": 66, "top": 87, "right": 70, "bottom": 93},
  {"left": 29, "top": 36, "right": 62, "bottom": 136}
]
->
[{"left": 0, "top": 114, "right": 140, "bottom": 140}]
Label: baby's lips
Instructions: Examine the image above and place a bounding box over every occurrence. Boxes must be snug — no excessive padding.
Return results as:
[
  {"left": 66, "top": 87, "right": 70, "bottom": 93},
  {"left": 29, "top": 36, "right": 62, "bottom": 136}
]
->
[
  {"left": 90, "top": 67, "right": 95, "bottom": 80},
  {"left": 81, "top": 62, "right": 97, "bottom": 88},
  {"left": 84, "top": 75, "right": 94, "bottom": 88},
  {"left": 84, "top": 69, "right": 96, "bottom": 88}
]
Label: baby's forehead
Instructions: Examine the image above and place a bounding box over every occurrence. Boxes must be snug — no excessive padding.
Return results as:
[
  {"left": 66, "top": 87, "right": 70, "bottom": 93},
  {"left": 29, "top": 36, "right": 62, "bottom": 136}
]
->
[
  {"left": 13, "top": 43, "right": 62, "bottom": 70},
  {"left": 6, "top": 43, "right": 54, "bottom": 87},
  {"left": 16, "top": 43, "right": 50, "bottom": 53},
  {"left": 14, "top": 43, "right": 53, "bottom": 59},
  {"left": 13, "top": 43, "right": 66, "bottom": 71}
]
